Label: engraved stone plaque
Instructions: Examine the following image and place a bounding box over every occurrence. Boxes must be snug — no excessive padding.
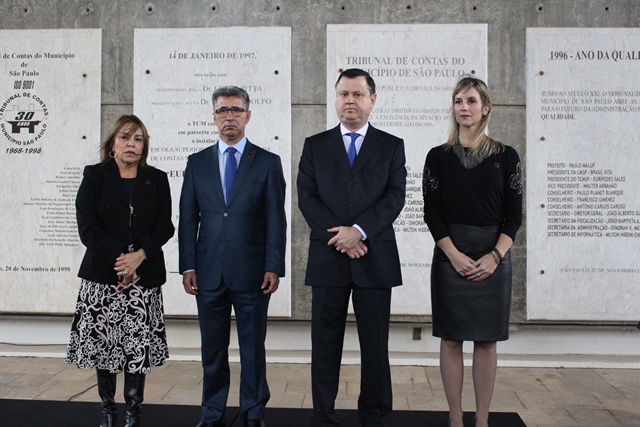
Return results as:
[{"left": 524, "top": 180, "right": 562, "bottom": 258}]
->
[
  {"left": 0, "top": 29, "right": 101, "bottom": 314},
  {"left": 134, "top": 27, "right": 292, "bottom": 316},
  {"left": 527, "top": 28, "right": 640, "bottom": 320}
]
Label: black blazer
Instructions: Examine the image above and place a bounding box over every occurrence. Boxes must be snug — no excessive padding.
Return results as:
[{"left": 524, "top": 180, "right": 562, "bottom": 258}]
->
[
  {"left": 76, "top": 160, "right": 175, "bottom": 288},
  {"left": 297, "top": 124, "right": 406, "bottom": 289}
]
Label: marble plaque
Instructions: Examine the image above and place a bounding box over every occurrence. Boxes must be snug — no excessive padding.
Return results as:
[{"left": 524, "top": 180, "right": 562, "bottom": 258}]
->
[
  {"left": 0, "top": 29, "right": 101, "bottom": 313},
  {"left": 327, "top": 24, "right": 488, "bottom": 315},
  {"left": 527, "top": 28, "right": 640, "bottom": 320},
  {"left": 134, "top": 27, "right": 292, "bottom": 316}
]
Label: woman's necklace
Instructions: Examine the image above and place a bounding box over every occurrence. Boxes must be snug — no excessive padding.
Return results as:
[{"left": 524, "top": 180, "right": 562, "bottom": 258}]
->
[{"left": 453, "top": 140, "right": 487, "bottom": 169}]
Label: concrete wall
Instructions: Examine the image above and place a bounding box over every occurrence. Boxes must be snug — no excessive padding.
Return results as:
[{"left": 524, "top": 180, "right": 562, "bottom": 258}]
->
[{"left": 2, "top": 0, "right": 640, "bottom": 324}]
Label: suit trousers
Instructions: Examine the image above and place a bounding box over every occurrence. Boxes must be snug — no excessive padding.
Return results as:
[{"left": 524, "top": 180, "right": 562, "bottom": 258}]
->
[
  {"left": 311, "top": 285, "right": 392, "bottom": 427},
  {"left": 196, "top": 281, "right": 271, "bottom": 423}
]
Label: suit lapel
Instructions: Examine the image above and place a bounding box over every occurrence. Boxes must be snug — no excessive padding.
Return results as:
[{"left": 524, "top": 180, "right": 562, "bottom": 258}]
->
[
  {"left": 327, "top": 124, "right": 380, "bottom": 173},
  {"left": 101, "top": 160, "right": 130, "bottom": 205},
  {"left": 206, "top": 144, "right": 226, "bottom": 206},
  {"left": 226, "top": 140, "right": 257, "bottom": 206},
  {"left": 101, "top": 160, "right": 159, "bottom": 208},
  {"left": 352, "top": 125, "right": 379, "bottom": 174},
  {"left": 132, "top": 166, "right": 158, "bottom": 206},
  {"left": 326, "top": 125, "right": 351, "bottom": 171}
]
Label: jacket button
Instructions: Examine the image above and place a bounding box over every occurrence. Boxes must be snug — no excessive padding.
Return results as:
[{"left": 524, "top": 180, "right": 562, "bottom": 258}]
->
[
  {"left": 223, "top": 212, "right": 228, "bottom": 217},
  {"left": 349, "top": 203, "right": 355, "bottom": 208},
  {"left": 350, "top": 180, "right": 356, "bottom": 185}
]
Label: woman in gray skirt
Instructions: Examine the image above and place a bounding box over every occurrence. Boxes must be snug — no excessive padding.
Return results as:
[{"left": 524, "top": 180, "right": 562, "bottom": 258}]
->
[
  {"left": 65, "top": 115, "right": 174, "bottom": 427},
  {"left": 422, "top": 76, "right": 523, "bottom": 427}
]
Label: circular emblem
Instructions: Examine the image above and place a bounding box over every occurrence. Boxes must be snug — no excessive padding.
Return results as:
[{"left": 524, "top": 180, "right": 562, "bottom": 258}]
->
[{"left": 0, "top": 92, "right": 48, "bottom": 146}]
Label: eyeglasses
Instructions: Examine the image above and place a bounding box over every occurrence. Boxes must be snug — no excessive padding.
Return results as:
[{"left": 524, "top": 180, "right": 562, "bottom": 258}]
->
[{"left": 214, "top": 107, "right": 247, "bottom": 118}]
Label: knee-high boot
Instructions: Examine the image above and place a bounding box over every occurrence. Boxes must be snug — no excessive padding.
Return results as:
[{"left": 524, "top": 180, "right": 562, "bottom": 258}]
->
[
  {"left": 123, "top": 372, "right": 146, "bottom": 427},
  {"left": 96, "top": 369, "right": 117, "bottom": 427}
]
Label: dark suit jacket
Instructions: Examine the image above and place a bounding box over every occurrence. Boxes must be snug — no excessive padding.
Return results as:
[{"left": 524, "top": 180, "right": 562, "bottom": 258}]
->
[
  {"left": 297, "top": 124, "right": 406, "bottom": 289},
  {"left": 178, "top": 140, "right": 286, "bottom": 291},
  {"left": 76, "top": 160, "right": 175, "bottom": 288}
]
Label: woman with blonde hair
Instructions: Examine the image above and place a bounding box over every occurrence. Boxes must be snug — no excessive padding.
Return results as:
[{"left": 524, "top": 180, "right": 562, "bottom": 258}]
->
[{"left": 422, "top": 76, "right": 523, "bottom": 427}]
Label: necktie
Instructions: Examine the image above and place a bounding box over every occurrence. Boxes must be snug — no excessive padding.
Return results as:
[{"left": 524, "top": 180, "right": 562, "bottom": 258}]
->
[
  {"left": 346, "top": 133, "right": 359, "bottom": 168},
  {"left": 225, "top": 147, "right": 237, "bottom": 203}
]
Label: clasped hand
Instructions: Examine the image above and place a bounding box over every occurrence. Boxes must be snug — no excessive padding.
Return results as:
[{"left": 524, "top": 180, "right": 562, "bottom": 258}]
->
[
  {"left": 450, "top": 252, "right": 498, "bottom": 282},
  {"left": 114, "top": 250, "right": 146, "bottom": 290},
  {"left": 327, "top": 226, "right": 368, "bottom": 259}
]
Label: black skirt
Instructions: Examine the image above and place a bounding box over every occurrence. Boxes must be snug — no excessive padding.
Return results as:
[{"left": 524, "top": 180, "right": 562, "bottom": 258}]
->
[{"left": 431, "top": 224, "right": 512, "bottom": 342}]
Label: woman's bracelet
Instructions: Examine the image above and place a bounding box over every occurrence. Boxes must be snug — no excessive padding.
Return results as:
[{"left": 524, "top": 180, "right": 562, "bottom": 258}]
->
[
  {"left": 491, "top": 247, "right": 503, "bottom": 265},
  {"left": 490, "top": 251, "right": 500, "bottom": 265}
]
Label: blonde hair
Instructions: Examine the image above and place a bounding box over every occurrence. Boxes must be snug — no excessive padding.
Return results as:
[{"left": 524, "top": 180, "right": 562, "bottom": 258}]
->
[
  {"left": 100, "top": 115, "right": 151, "bottom": 168},
  {"left": 445, "top": 75, "right": 503, "bottom": 157}
]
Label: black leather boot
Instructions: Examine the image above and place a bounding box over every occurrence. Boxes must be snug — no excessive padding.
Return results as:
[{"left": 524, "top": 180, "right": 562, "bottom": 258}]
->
[
  {"left": 96, "top": 369, "right": 117, "bottom": 427},
  {"left": 123, "top": 372, "right": 146, "bottom": 427}
]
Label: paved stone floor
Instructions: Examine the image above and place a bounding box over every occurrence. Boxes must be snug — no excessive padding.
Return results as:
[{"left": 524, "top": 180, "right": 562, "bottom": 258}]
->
[{"left": 1, "top": 355, "right": 639, "bottom": 426}]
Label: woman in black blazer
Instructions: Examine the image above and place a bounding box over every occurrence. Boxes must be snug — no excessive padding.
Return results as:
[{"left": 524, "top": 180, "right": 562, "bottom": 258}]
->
[{"left": 65, "top": 115, "right": 174, "bottom": 427}]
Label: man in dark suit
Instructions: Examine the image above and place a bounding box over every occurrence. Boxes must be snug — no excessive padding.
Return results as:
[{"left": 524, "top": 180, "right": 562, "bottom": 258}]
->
[
  {"left": 297, "top": 69, "right": 406, "bottom": 427},
  {"left": 179, "top": 86, "right": 286, "bottom": 427}
]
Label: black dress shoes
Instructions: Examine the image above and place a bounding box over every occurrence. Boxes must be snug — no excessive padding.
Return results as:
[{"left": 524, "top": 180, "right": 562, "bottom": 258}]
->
[
  {"left": 195, "top": 418, "right": 263, "bottom": 427},
  {"left": 195, "top": 422, "right": 226, "bottom": 427}
]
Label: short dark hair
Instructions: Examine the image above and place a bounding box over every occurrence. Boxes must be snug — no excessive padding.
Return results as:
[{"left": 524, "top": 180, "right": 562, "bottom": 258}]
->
[
  {"left": 212, "top": 86, "right": 250, "bottom": 111},
  {"left": 335, "top": 68, "right": 376, "bottom": 95}
]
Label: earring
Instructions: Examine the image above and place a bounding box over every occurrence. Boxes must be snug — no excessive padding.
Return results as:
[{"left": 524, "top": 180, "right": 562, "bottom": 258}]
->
[{"left": 109, "top": 150, "right": 116, "bottom": 159}]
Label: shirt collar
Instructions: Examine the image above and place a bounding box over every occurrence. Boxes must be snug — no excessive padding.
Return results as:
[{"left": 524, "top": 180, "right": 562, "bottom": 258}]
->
[
  {"left": 218, "top": 137, "right": 247, "bottom": 155},
  {"left": 340, "top": 122, "right": 369, "bottom": 138}
]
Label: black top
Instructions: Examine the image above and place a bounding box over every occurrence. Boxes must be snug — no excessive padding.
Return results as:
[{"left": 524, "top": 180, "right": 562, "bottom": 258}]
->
[
  {"left": 422, "top": 143, "right": 523, "bottom": 242},
  {"left": 122, "top": 177, "right": 135, "bottom": 247}
]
